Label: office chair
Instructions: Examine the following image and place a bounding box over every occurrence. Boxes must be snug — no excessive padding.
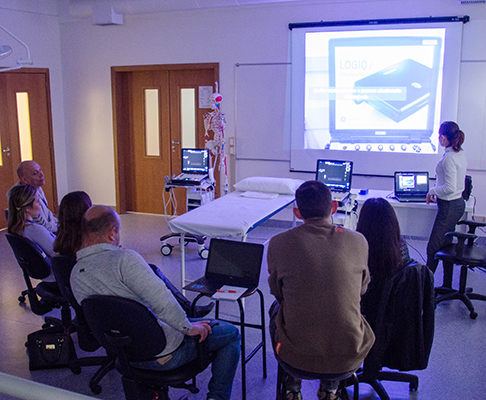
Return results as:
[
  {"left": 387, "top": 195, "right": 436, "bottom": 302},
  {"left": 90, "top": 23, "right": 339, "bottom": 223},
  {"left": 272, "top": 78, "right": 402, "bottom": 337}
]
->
[
  {"left": 435, "top": 220, "right": 486, "bottom": 319},
  {"left": 357, "top": 260, "right": 435, "bottom": 400},
  {"left": 82, "top": 295, "right": 215, "bottom": 400},
  {"left": 6, "top": 233, "right": 71, "bottom": 330},
  {"left": 275, "top": 363, "right": 359, "bottom": 400},
  {"left": 51, "top": 255, "right": 116, "bottom": 394}
]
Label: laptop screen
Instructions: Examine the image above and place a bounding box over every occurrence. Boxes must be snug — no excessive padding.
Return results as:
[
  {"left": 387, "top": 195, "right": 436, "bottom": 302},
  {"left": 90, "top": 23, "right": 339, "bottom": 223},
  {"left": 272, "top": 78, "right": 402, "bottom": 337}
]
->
[
  {"left": 182, "top": 149, "right": 209, "bottom": 173},
  {"left": 205, "top": 239, "right": 264, "bottom": 286},
  {"left": 315, "top": 159, "right": 353, "bottom": 192},
  {"left": 395, "top": 172, "right": 429, "bottom": 195}
]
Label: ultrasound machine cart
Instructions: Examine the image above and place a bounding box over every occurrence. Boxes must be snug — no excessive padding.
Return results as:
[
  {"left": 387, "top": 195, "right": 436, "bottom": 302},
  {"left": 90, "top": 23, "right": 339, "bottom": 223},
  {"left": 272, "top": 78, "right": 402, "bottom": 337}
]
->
[{"left": 160, "top": 180, "right": 214, "bottom": 259}]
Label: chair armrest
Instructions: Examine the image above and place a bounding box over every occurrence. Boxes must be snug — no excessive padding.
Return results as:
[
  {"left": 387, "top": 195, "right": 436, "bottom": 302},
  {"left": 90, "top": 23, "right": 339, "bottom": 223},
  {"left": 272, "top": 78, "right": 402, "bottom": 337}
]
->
[
  {"left": 104, "top": 331, "right": 133, "bottom": 351},
  {"left": 445, "top": 231, "right": 477, "bottom": 240},
  {"left": 458, "top": 220, "right": 486, "bottom": 234},
  {"left": 445, "top": 232, "right": 477, "bottom": 257}
]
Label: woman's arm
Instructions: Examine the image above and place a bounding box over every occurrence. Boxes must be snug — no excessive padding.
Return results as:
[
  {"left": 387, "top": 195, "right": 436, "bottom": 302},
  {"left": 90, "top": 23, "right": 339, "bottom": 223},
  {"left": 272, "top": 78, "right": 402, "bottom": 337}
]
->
[{"left": 23, "top": 224, "right": 56, "bottom": 257}]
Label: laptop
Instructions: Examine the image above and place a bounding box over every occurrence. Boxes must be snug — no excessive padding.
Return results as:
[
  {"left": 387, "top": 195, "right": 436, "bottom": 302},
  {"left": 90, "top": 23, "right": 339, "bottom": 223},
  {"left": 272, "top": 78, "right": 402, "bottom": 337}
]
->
[
  {"left": 183, "top": 238, "right": 264, "bottom": 296},
  {"left": 171, "top": 148, "right": 209, "bottom": 186},
  {"left": 316, "top": 159, "right": 353, "bottom": 203},
  {"left": 394, "top": 171, "right": 429, "bottom": 202}
]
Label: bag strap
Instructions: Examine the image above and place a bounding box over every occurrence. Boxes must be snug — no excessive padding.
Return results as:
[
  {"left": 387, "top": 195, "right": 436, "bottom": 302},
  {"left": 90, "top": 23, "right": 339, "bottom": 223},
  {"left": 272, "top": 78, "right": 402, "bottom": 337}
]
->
[{"left": 35, "top": 337, "right": 64, "bottom": 365}]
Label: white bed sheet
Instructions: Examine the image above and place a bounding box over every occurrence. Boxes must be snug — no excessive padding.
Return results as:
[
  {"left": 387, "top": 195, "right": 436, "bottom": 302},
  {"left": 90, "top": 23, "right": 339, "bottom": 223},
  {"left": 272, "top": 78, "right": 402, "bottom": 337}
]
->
[{"left": 168, "top": 191, "right": 295, "bottom": 238}]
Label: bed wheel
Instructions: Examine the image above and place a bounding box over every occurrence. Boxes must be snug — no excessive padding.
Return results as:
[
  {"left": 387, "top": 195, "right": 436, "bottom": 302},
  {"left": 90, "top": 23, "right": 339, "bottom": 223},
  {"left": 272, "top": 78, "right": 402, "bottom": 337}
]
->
[
  {"left": 161, "top": 244, "right": 173, "bottom": 256},
  {"left": 198, "top": 248, "right": 209, "bottom": 259}
]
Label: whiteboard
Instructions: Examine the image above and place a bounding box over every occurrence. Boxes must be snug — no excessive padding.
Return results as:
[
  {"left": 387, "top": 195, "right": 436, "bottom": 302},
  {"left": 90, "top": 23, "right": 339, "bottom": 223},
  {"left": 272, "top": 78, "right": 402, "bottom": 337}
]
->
[
  {"left": 235, "top": 63, "right": 291, "bottom": 161},
  {"left": 457, "top": 61, "right": 486, "bottom": 171}
]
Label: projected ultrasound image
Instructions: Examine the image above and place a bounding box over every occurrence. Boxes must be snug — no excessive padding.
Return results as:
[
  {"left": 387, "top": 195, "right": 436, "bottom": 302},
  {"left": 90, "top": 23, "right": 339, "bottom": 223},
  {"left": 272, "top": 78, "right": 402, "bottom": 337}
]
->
[{"left": 303, "top": 29, "right": 445, "bottom": 155}]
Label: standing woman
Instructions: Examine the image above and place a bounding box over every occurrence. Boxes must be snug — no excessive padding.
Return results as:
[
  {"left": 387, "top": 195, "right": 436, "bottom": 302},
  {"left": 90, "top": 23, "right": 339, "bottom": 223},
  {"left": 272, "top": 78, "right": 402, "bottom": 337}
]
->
[{"left": 426, "top": 121, "right": 467, "bottom": 288}]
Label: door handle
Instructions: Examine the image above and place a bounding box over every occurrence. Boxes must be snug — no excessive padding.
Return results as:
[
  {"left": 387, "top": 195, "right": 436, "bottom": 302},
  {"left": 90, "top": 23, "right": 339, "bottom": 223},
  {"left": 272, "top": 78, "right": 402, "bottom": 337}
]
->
[
  {"left": 172, "top": 141, "right": 180, "bottom": 145},
  {"left": 2, "top": 147, "right": 10, "bottom": 152}
]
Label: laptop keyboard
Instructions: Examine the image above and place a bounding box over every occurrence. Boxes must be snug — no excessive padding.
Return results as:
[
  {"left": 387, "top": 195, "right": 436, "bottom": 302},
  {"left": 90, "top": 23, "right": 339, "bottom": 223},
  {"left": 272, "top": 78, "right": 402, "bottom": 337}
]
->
[
  {"left": 176, "top": 173, "right": 207, "bottom": 180},
  {"left": 331, "top": 191, "right": 349, "bottom": 202}
]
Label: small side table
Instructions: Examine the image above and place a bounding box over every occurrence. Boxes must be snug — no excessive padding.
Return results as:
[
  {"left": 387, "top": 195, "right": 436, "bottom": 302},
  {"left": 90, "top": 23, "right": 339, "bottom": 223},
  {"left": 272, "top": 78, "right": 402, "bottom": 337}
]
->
[{"left": 191, "top": 289, "right": 267, "bottom": 400}]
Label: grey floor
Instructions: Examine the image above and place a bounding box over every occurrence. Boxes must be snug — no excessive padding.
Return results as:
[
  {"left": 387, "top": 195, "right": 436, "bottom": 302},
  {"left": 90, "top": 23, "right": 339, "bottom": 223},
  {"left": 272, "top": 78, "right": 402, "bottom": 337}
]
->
[{"left": 1, "top": 213, "right": 486, "bottom": 400}]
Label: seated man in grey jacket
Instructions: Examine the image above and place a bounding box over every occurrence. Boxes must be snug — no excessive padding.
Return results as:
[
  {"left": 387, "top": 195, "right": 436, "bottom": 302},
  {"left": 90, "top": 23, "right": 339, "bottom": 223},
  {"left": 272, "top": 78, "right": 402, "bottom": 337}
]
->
[{"left": 71, "top": 206, "right": 240, "bottom": 400}]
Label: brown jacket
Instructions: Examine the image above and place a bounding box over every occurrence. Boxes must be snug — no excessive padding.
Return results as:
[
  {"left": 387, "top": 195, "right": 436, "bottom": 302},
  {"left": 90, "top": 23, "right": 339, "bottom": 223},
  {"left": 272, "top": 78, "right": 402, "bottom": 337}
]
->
[{"left": 268, "top": 218, "right": 375, "bottom": 374}]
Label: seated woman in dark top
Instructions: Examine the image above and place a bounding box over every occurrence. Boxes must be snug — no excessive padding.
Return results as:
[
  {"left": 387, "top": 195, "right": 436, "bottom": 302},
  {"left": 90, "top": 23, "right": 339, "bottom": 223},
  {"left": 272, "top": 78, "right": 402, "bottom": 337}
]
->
[
  {"left": 356, "top": 198, "right": 410, "bottom": 327},
  {"left": 54, "top": 191, "right": 92, "bottom": 257}
]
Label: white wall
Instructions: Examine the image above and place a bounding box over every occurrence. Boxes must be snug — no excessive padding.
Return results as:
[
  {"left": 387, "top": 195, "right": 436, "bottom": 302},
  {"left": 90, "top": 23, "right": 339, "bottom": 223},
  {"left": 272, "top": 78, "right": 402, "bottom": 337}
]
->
[
  {"left": 0, "top": 0, "right": 68, "bottom": 198},
  {"left": 7, "top": 0, "right": 486, "bottom": 216}
]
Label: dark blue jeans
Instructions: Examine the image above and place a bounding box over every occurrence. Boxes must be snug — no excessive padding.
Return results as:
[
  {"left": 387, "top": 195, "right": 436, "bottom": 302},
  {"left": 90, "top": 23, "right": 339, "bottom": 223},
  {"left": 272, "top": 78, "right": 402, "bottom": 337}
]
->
[
  {"left": 133, "top": 319, "right": 240, "bottom": 400},
  {"left": 426, "top": 197, "right": 465, "bottom": 286}
]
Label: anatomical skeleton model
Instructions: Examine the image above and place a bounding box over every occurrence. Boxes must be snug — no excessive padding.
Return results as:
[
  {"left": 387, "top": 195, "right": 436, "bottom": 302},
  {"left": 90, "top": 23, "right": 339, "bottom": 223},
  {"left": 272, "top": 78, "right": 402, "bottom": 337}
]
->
[{"left": 204, "top": 84, "right": 228, "bottom": 193}]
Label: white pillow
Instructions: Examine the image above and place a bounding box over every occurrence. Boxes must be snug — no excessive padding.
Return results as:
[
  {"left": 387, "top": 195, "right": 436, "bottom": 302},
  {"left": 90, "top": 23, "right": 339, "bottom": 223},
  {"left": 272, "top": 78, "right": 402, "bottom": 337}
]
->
[{"left": 233, "top": 177, "right": 304, "bottom": 195}]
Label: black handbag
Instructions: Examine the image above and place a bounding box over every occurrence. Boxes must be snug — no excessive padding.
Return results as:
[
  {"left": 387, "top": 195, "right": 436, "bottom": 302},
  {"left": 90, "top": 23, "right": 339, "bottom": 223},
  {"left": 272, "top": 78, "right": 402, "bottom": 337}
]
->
[{"left": 27, "top": 328, "right": 76, "bottom": 370}]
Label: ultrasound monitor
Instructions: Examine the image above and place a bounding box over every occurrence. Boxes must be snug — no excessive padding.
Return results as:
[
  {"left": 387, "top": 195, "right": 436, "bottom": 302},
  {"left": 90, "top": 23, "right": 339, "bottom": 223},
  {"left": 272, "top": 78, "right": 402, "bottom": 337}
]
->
[
  {"left": 315, "top": 159, "right": 353, "bottom": 192},
  {"left": 181, "top": 148, "right": 209, "bottom": 174}
]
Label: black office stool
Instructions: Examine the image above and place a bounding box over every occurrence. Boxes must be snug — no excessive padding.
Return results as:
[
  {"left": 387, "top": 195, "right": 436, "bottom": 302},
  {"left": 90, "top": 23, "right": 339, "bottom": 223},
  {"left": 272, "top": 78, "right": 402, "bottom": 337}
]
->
[
  {"left": 435, "top": 220, "right": 486, "bottom": 319},
  {"left": 276, "top": 363, "right": 359, "bottom": 400}
]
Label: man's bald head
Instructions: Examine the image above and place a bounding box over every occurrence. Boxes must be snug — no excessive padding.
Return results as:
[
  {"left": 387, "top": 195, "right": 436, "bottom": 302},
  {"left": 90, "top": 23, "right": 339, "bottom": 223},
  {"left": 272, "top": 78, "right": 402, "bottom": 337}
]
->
[
  {"left": 17, "top": 161, "right": 45, "bottom": 189},
  {"left": 82, "top": 205, "right": 121, "bottom": 247}
]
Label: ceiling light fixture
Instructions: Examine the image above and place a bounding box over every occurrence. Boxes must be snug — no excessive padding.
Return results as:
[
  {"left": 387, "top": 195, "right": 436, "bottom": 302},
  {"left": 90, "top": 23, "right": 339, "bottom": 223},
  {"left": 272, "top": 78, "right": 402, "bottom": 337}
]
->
[{"left": 0, "top": 24, "right": 33, "bottom": 72}]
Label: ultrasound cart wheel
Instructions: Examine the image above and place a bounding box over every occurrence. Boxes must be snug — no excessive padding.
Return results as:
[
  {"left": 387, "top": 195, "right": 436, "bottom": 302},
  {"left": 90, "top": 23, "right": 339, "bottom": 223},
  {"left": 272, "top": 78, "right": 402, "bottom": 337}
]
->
[
  {"left": 198, "top": 248, "right": 209, "bottom": 259},
  {"left": 161, "top": 244, "right": 173, "bottom": 256}
]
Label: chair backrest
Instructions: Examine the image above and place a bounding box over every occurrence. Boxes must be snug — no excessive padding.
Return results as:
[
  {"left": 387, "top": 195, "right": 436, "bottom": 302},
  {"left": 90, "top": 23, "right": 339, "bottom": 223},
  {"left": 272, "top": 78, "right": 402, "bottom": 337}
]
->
[
  {"left": 82, "top": 295, "right": 167, "bottom": 361},
  {"left": 51, "top": 255, "right": 78, "bottom": 307},
  {"left": 51, "top": 255, "right": 102, "bottom": 352},
  {"left": 6, "top": 233, "right": 52, "bottom": 280},
  {"left": 364, "top": 260, "right": 435, "bottom": 375}
]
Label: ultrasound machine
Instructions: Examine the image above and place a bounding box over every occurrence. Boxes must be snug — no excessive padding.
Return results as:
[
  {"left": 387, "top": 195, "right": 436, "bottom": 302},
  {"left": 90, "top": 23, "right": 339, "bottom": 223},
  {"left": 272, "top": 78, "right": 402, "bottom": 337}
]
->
[{"left": 315, "top": 159, "right": 353, "bottom": 206}]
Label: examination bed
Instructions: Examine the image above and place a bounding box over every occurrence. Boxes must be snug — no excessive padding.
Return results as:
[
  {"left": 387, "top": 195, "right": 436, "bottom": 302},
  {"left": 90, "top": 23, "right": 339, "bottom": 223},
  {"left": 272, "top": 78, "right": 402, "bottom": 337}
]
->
[{"left": 166, "top": 177, "right": 303, "bottom": 289}]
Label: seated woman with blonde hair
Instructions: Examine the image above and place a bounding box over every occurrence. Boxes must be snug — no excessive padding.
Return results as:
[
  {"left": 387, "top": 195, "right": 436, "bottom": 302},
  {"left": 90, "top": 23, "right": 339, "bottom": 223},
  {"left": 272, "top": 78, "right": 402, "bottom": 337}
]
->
[{"left": 8, "top": 184, "right": 56, "bottom": 282}]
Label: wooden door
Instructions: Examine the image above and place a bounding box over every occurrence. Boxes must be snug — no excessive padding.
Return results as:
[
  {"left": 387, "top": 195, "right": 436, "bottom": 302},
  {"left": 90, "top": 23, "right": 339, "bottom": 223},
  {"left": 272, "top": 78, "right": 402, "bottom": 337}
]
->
[
  {"left": 169, "top": 68, "right": 218, "bottom": 216},
  {"left": 128, "top": 71, "right": 171, "bottom": 214},
  {"left": 0, "top": 70, "right": 57, "bottom": 229},
  {"left": 112, "top": 63, "right": 219, "bottom": 215},
  {"left": 0, "top": 75, "right": 14, "bottom": 227}
]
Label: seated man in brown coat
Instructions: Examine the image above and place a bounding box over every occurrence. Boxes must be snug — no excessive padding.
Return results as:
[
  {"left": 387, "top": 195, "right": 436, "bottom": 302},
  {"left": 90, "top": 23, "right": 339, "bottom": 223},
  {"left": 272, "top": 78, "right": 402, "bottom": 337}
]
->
[{"left": 268, "top": 180, "right": 375, "bottom": 400}]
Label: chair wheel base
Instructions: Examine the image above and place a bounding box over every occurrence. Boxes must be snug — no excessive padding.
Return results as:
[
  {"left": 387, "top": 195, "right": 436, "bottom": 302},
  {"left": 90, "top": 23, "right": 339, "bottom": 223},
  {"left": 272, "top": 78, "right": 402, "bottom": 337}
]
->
[
  {"left": 71, "top": 366, "right": 82, "bottom": 375},
  {"left": 90, "top": 384, "right": 102, "bottom": 395}
]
